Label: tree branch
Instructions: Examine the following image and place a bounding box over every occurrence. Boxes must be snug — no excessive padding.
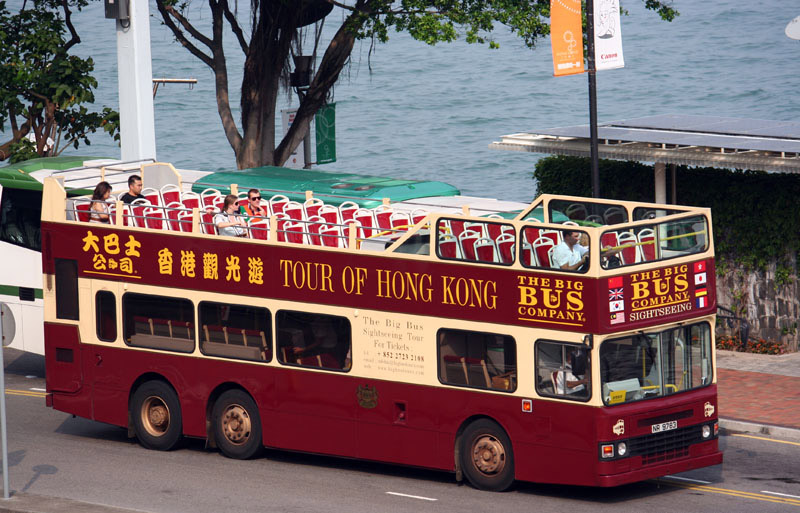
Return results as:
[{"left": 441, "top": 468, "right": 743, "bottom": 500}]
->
[
  {"left": 208, "top": 0, "right": 242, "bottom": 154},
  {"left": 155, "top": 0, "right": 215, "bottom": 68},
  {"left": 60, "top": 0, "right": 81, "bottom": 51},
  {"left": 220, "top": 0, "right": 248, "bottom": 54}
]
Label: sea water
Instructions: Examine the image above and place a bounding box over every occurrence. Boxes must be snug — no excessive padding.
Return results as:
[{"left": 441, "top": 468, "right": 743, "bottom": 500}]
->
[{"left": 11, "top": 0, "right": 800, "bottom": 202}]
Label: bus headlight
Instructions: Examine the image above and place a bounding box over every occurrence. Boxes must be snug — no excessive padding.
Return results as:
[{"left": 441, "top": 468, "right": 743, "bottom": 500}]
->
[
  {"left": 601, "top": 444, "right": 615, "bottom": 458},
  {"left": 617, "top": 442, "right": 627, "bottom": 457},
  {"left": 702, "top": 424, "right": 711, "bottom": 439}
]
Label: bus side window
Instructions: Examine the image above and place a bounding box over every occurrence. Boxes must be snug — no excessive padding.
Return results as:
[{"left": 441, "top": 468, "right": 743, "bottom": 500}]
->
[
  {"left": 95, "top": 291, "right": 116, "bottom": 342},
  {"left": 55, "top": 258, "right": 79, "bottom": 320},
  {"left": 198, "top": 301, "right": 271, "bottom": 362},
  {"left": 276, "top": 311, "right": 351, "bottom": 371},
  {"left": 122, "top": 293, "right": 195, "bottom": 353},
  {"left": 535, "top": 341, "right": 590, "bottom": 401},
  {"left": 437, "top": 328, "right": 516, "bottom": 392}
]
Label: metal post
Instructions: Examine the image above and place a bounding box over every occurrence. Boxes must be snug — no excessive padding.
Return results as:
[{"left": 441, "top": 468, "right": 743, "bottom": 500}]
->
[
  {"left": 586, "top": 0, "right": 600, "bottom": 198},
  {"left": 670, "top": 163, "right": 677, "bottom": 204},
  {"left": 303, "top": 127, "right": 312, "bottom": 170},
  {"left": 0, "top": 310, "right": 9, "bottom": 499}
]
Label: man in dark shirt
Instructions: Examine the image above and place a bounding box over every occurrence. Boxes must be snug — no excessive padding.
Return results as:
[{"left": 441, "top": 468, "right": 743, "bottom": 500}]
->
[{"left": 120, "top": 175, "right": 143, "bottom": 204}]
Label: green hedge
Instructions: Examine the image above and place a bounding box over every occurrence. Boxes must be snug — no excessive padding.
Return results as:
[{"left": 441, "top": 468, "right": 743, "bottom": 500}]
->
[{"left": 533, "top": 156, "right": 800, "bottom": 273}]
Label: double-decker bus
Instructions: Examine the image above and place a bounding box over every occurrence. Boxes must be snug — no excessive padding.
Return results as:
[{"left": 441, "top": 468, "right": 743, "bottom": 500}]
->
[{"left": 40, "top": 176, "right": 721, "bottom": 491}]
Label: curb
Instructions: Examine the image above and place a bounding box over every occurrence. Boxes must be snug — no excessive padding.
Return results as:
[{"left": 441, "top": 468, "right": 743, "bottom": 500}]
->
[{"left": 719, "top": 418, "right": 800, "bottom": 443}]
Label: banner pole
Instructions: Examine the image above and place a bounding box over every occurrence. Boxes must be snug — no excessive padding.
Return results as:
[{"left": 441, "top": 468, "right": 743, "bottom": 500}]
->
[{"left": 586, "top": 0, "right": 600, "bottom": 198}]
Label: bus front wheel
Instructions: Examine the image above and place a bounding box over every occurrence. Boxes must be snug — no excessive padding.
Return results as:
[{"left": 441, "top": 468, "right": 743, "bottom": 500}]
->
[
  {"left": 460, "top": 419, "right": 515, "bottom": 492},
  {"left": 212, "top": 389, "right": 263, "bottom": 460},
  {"left": 131, "top": 380, "right": 183, "bottom": 451}
]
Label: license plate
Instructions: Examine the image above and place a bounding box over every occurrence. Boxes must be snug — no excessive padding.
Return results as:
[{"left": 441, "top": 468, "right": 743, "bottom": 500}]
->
[{"left": 651, "top": 420, "right": 678, "bottom": 433}]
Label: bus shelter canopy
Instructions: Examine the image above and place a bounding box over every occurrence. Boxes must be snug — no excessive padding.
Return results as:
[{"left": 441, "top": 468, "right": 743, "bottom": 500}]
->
[{"left": 490, "top": 114, "right": 800, "bottom": 174}]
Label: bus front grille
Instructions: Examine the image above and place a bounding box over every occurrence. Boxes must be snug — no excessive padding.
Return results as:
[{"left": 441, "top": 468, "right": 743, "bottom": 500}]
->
[{"left": 628, "top": 425, "right": 704, "bottom": 465}]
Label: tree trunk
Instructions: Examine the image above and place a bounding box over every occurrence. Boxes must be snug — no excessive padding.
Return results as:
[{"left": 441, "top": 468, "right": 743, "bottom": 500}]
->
[
  {"left": 234, "top": 1, "right": 300, "bottom": 169},
  {"left": 273, "top": 7, "right": 364, "bottom": 167}
]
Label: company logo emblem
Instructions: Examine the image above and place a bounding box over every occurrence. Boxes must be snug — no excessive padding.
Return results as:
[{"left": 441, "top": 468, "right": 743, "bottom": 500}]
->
[
  {"left": 357, "top": 384, "right": 378, "bottom": 409},
  {"left": 704, "top": 401, "right": 715, "bottom": 418},
  {"left": 613, "top": 419, "right": 625, "bottom": 436}
]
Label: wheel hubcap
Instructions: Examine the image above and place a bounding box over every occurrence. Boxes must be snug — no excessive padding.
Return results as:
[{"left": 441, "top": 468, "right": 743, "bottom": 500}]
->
[
  {"left": 471, "top": 434, "right": 506, "bottom": 475},
  {"left": 142, "top": 396, "right": 170, "bottom": 437},
  {"left": 221, "top": 404, "right": 251, "bottom": 445}
]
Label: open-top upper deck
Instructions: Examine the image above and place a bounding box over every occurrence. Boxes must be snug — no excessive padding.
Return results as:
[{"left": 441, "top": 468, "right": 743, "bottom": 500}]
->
[{"left": 42, "top": 170, "right": 715, "bottom": 336}]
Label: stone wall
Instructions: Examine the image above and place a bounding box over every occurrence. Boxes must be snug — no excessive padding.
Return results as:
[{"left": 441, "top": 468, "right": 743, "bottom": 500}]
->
[{"left": 715, "top": 260, "right": 799, "bottom": 352}]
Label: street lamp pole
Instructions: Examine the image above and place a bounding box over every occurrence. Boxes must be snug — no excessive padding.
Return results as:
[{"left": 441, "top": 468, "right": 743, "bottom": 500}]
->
[{"left": 586, "top": 0, "right": 600, "bottom": 198}]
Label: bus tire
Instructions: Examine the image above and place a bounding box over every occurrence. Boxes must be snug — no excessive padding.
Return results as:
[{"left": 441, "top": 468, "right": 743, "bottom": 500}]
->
[
  {"left": 459, "top": 419, "right": 515, "bottom": 492},
  {"left": 212, "top": 389, "right": 263, "bottom": 460},
  {"left": 131, "top": 380, "right": 183, "bottom": 451}
]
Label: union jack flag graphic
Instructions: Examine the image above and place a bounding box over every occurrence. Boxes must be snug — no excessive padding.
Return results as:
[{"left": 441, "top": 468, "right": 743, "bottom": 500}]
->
[{"left": 609, "top": 288, "right": 624, "bottom": 300}]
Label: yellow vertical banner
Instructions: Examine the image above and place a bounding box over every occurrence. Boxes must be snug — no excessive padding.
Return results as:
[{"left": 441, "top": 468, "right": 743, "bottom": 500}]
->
[{"left": 550, "top": 0, "right": 585, "bottom": 76}]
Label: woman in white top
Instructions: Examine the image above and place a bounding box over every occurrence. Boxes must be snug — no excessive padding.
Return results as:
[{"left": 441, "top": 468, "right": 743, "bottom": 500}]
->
[
  {"left": 214, "top": 194, "right": 247, "bottom": 237},
  {"left": 89, "top": 181, "right": 112, "bottom": 223}
]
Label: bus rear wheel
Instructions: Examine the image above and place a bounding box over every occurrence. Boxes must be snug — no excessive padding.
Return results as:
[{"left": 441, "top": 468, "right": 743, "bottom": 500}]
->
[
  {"left": 131, "top": 380, "right": 183, "bottom": 451},
  {"left": 460, "top": 419, "right": 515, "bottom": 491},
  {"left": 212, "top": 390, "right": 263, "bottom": 460}
]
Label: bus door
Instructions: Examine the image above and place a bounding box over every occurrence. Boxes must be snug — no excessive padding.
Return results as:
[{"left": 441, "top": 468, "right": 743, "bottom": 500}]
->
[
  {"left": 272, "top": 310, "right": 356, "bottom": 457},
  {"left": 86, "top": 280, "right": 129, "bottom": 426}
]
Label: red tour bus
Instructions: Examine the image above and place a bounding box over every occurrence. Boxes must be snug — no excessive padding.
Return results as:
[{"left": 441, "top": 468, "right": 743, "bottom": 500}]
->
[{"left": 41, "top": 176, "right": 721, "bottom": 491}]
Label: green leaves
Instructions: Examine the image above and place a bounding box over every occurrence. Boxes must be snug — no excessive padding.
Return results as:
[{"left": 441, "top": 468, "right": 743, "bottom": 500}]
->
[
  {"left": 0, "top": 1, "right": 118, "bottom": 160},
  {"left": 354, "top": 0, "right": 670, "bottom": 49}
]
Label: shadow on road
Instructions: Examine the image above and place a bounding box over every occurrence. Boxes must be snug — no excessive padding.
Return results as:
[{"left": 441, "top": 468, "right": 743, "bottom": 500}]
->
[{"left": 3, "top": 348, "right": 45, "bottom": 378}]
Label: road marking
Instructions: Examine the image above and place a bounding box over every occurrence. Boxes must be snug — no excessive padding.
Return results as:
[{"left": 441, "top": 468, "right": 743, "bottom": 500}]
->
[
  {"left": 386, "top": 492, "right": 438, "bottom": 501},
  {"left": 29, "top": 388, "right": 46, "bottom": 392},
  {"left": 662, "top": 475, "right": 711, "bottom": 484},
  {"left": 763, "top": 491, "right": 800, "bottom": 500},
  {"left": 661, "top": 481, "right": 800, "bottom": 507},
  {"left": 731, "top": 433, "right": 800, "bottom": 447},
  {"left": 6, "top": 389, "right": 47, "bottom": 398}
]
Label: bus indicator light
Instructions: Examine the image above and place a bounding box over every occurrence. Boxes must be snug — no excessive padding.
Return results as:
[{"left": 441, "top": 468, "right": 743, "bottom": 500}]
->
[
  {"left": 521, "top": 399, "right": 533, "bottom": 413},
  {"left": 601, "top": 444, "right": 614, "bottom": 458}
]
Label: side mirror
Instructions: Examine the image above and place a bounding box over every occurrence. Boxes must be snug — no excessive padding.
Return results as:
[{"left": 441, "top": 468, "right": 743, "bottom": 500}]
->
[{"left": 583, "top": 333, "right": 593, "bottom": 350}]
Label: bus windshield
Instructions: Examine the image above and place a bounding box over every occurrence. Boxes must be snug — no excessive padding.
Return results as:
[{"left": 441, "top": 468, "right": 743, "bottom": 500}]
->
[{"left": 600, "top": 322, "right": 712, "bottom": 406}]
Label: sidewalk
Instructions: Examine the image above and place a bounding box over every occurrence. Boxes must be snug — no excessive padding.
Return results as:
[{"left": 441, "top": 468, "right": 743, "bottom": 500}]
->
[
  {"left": 716, "top": 349, "right": 800, "bottom": 441},
  {"left": 0, "top": 493, "right": 146, "bottom": 513}
]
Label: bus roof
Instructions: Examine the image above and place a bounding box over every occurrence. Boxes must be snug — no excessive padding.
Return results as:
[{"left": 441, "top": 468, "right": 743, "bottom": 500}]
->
[
  {"left": 0, "top": 156, "right": 109, "bottom": 193},
  {"left": 192, "top": 166, "right": 460, "bottom": 208}
]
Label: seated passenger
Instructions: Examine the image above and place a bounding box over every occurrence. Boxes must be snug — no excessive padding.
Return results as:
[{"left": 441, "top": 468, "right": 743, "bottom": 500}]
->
[
  {"left": 90, "top": 181, "right": 112, "bottom": 224},
  {"left": 214, "top": 194, "right": 247, "bottom": 237},
  {"left": 239, "top": 188, "right": 267, "bottom": 217},
  {"left": 120, "top": 175, "right": 143, "bottom": 204},
  {"left": 556, "top": 349, "right": 589, "bottom": 395},
  {"left": 552, "top": 230, "right": 588, "bottom": 271}
]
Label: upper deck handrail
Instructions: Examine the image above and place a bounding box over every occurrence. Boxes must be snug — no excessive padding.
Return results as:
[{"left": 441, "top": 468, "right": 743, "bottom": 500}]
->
[{"left": 48, "top": 177, "right": 713, "bottom": 280}]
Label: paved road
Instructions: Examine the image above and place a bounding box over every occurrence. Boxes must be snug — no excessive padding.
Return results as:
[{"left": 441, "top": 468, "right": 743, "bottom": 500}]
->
[{"left": 2, "top": 350, "right": 799, "bottom": 513}]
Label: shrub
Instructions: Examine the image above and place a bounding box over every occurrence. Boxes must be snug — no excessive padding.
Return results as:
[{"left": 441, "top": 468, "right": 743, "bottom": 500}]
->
[{"left": 716, "top": 335, "right": 787, "bottom": 355}]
